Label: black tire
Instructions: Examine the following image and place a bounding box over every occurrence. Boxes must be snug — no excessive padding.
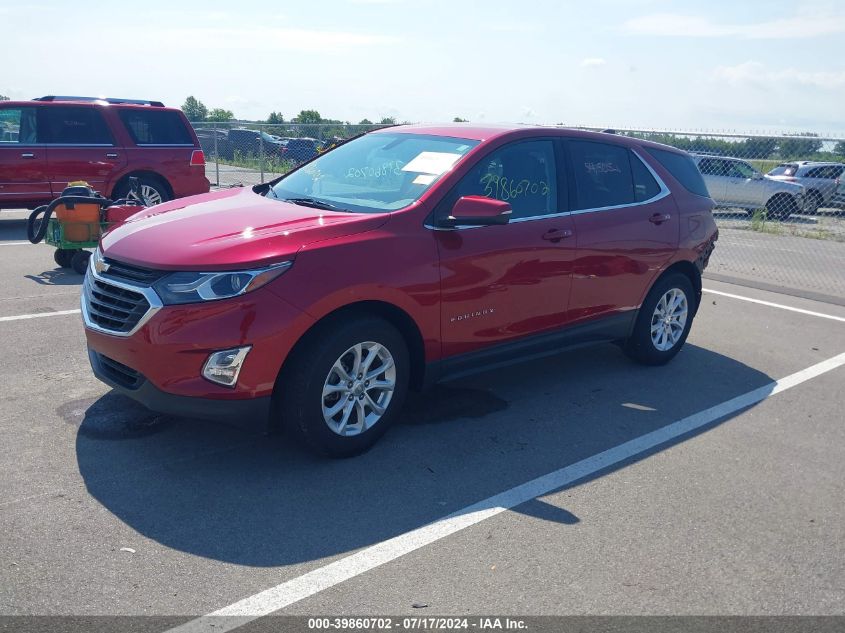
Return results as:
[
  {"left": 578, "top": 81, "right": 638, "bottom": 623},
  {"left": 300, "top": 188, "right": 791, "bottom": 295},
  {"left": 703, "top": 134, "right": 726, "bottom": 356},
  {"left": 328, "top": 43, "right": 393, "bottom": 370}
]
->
[
  {"left": 70, "top": 250, "right": 91, "bottom": 276},
  {"left": 277, "top": 315, "right": 410, "bottom": 458},
  {"left": 625, "top": 272, "right": 696, "bottom": 366},
  {"left": 765, "top": 193, "right": 798, "bottom": 220},
  {"left": 804, "top": 190, "right": 823, "bottom": 215},
  {"left": 54, "top": 248, "right": 78, "bottom": 268},
  {"left": 114, "top": 176, "right": 170, "bottom": 206}
]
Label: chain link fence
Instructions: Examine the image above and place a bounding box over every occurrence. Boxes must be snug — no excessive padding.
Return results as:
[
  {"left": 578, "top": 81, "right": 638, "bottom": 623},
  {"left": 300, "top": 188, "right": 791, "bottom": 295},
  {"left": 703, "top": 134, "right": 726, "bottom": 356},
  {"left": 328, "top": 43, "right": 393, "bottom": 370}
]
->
[
  {"left": 595, "top": 129, "right": 845, "bottom": 301},
  {"left": 192, "top": 122, "right": 845, "bottom": 301},
  {"left": 192, "top": 122, "right": 387, "bottom": 189}
]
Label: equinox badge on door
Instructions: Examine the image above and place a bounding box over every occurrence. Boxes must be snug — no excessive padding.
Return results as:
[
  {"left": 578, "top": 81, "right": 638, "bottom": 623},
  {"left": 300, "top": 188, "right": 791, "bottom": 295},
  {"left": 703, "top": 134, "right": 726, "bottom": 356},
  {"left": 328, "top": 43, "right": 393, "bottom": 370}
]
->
[{"left": 450, "top": 308, "right": 495, "bottom": 323}]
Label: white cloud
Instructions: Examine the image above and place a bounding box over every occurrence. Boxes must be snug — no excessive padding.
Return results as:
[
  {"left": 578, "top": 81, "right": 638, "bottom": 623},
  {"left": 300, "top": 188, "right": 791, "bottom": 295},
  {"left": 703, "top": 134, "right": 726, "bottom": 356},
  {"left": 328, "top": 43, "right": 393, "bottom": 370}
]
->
[
  {"left": 580, "top": 57, "right": 606, "bottom": 68},
  {"left": 622, "top": 11, "right": 845, "bottom": 39},
  {"left": 713, "top": 61, "right": 845, "bottom": 89}
]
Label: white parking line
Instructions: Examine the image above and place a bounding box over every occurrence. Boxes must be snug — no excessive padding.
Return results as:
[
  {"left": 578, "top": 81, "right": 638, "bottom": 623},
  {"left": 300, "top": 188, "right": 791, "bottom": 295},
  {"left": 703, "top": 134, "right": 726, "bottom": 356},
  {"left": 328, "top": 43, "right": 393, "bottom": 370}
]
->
[
  {"left": 703, "top": 288, "right": 845, "bottom": 323},
  {"left": 0, "top": 309, "right": 80, "bottom": 323},
  {"left": 166, "top": 351, "right": 845, "bottom": 633},
  {"left": 0, "top": 241, "right": 31, "bottom": 246}
]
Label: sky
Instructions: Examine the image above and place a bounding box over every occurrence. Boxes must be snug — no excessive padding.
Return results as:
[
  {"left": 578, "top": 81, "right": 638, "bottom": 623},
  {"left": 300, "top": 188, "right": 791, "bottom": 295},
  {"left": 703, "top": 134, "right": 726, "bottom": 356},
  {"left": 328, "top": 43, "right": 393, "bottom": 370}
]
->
[{"left": 1, "top": 0, "right": 844, "bottom": 134}]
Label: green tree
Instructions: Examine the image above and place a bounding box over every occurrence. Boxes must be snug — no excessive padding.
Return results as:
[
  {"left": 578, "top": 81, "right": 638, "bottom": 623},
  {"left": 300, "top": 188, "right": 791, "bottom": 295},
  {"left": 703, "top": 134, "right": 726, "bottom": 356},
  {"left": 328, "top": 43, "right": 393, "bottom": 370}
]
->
[
  {"left": 834, "top": 141, "right": 845, "bottom": 158},
  {"left": 379, "top": 116, "right": 397, "bottom": 125},
  {"left": 779, "top": 133, "right": 823, "bottom": 159},
  {"left": 0, "top": 95, "right": 9, "bottom": 101},
  {"left": 206, "top": 108, "right": 234, "bottom": 122},
  {"left": 358, "top": 118, "right": 373, "bottom": 125},
  {"left": 293, "top": 110, "right": 323, "bottom": 124},
  {"left": 453, "top": 116, "right": 469, "bottom": 122},
  {"left": 181, "top": 96, "right": 208, "bottom": 122},
  {"left": 267, "top": 111, "right": 285, "bottom": 124},
  {"left": 740, "top": 137, "right": 777, "bottom": 159}
]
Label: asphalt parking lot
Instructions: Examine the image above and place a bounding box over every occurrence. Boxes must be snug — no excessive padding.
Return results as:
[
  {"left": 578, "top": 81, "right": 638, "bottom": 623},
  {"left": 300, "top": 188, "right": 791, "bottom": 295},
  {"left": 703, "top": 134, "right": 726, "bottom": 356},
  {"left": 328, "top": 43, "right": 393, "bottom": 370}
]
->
[{"left": 1, "top": 209, "right": 844, "bottom": 630}]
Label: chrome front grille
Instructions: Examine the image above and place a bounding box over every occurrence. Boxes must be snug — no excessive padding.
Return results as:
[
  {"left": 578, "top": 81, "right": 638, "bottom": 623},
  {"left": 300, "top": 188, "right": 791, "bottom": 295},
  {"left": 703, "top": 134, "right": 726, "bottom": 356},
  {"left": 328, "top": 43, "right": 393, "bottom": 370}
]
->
[
  {"left": 100, "top": 257, "right": 166, "bottom": 286},
  {"left": 82, "top": 265, "right": 162, "bottom": 336}
]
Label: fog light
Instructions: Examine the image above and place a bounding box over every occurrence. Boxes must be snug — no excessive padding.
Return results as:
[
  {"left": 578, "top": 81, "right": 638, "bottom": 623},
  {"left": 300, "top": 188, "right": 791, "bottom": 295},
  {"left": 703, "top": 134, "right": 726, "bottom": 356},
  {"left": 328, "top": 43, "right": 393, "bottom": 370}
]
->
[{"left": 202, "top": 346, "right": 251, "bottom": 387}]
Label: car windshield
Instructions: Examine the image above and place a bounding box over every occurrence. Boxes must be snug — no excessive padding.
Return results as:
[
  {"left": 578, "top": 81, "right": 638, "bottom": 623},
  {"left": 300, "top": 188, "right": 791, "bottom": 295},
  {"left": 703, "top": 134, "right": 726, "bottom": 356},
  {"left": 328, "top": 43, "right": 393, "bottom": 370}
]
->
[{"left": 267, "top": 132, "right": 479, "bottom": 213}]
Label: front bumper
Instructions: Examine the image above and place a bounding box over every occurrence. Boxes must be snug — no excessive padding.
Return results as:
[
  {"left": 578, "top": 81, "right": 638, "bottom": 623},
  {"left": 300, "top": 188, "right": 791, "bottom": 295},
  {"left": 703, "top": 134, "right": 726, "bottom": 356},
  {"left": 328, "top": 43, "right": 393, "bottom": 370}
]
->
[
  {"left": 82, "top": 261, "right": 316, "bottom": 419},
  {"left": 88, "top": 348, "right": 271, "bottom": 421}
]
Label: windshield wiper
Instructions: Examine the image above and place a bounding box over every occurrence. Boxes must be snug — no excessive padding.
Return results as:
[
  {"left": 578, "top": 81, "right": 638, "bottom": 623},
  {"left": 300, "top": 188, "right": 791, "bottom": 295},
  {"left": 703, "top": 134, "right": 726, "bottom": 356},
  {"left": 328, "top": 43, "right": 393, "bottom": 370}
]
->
[
  {"left": 264, "top": 185, "right": 278, "bottom": 199},
  {"left": 283, "top": 197, "right": 348, "bottom": 212}
]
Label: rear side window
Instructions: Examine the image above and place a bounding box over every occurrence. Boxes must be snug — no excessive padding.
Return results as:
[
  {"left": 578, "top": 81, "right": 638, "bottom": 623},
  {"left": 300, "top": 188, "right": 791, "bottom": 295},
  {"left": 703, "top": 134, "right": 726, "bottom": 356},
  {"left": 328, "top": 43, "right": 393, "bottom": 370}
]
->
[
  {"left": 38, "top": 106, "right": 112, "bottom": 144},
  {"left": 0, "top": 107, "right": 37, "bottom": 143},
  {"left": 229, "top": 129, "right": 257, "bottom": 144},
  {"left": 808, "top": 165, "right": 844, "bottom": 179},
  {"left": 118, "top": 109, "right": 193, "bottom": 145},
  {"left": 569, "top": 141, "right": 634, "bottom": 209},
  {"left": 630, "top": 152, "right": 661, "bottom": 201},
  {"left": 647, "top": 148, "right": 710, "bottom": 198}
]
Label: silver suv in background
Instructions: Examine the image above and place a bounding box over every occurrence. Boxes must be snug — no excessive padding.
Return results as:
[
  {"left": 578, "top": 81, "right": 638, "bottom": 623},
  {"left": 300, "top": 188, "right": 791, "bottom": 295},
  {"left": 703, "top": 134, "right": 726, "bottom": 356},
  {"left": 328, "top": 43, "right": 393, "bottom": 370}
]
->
[
  {"left": 766, "top": 161, "right": 845, "bottom": 213},
  {"left": 691, "top": 154, "right": 805, "bottom": 219}
]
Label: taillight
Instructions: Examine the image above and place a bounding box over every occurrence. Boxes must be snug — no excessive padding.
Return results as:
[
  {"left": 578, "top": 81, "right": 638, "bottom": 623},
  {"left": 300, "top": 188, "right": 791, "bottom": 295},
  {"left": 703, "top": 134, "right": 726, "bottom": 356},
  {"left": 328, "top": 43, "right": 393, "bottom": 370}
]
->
[{"left": 190, "top": 150, "right": 206, "bottom": 167}]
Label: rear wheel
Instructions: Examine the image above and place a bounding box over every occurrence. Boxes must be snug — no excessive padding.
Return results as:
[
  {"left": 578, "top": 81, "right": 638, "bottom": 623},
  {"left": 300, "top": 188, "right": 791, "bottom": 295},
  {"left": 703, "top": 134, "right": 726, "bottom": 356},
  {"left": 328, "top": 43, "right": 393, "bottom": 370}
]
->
[
  {"left": 625, "top": 273, "right": 695, "bottom": 366},
  {"left": 114, "top": 176, "right": 170, "bottom": 206},
  {"left": 765, "top": 193, "right": 798, "bottom": 220},
  {"left": 804, "top": 190, "right": 823, "bottom": 215},
  {"left": 277, "top": 315, "right": 409, "bottom": 458}
]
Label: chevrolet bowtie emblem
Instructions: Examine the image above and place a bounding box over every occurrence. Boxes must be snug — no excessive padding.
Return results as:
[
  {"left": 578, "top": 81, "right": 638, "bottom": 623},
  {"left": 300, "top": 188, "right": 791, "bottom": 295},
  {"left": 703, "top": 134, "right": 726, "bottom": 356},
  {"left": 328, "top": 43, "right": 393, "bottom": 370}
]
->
[{"left": 94, "top": 257, "right": 109, "bottom": 274}]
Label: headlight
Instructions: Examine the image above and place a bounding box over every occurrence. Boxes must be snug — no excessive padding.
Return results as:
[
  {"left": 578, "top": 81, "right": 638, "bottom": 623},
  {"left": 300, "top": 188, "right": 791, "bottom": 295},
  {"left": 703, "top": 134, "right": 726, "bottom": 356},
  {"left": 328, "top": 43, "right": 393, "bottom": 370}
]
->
[{"left": 152, "top": 261, "right": 292, "bottom": 305}]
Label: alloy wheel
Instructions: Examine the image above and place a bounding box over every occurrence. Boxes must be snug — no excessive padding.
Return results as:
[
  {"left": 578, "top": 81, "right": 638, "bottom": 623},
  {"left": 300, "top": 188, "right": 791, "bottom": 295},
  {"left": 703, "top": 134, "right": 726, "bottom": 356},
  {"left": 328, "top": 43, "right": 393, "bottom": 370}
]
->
[
  {"left": 140, "top": 184, "right": 163, "bottom": 206},
  {"left": 650, "top": 288, "right": 688, "bottom": 351},
  {"left": 321, "top": 341, "right": 396, "bottom": 436}
]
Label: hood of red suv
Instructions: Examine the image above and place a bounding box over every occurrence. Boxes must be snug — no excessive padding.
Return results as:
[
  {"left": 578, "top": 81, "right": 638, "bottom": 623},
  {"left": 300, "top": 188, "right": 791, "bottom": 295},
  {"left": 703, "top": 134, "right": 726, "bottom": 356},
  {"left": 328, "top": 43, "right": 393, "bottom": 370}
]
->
[{"left": 100, "top": 187, "right": 388, "bottom": 270}]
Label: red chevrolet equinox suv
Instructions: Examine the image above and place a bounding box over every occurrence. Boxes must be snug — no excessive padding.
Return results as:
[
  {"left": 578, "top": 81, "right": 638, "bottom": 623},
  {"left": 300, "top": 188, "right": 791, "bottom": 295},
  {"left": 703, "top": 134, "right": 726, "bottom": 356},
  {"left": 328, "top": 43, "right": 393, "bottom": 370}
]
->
[
  {"left": 82, "top": 125, "right": 717, "bottom": 457},
  {"left": 0, "top": 96, "right": 209, "bottom": 209}
]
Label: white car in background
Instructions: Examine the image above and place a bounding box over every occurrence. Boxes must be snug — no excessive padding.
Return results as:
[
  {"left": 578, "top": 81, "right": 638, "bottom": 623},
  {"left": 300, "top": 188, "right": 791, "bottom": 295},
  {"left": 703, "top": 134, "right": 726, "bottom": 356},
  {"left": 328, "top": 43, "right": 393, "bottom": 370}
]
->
[
  {"left": 766, "top": 161, "right": 845, "bottom": 213},
  {"left": 691, "top": 154, "right": 805, "bottom": 219}
]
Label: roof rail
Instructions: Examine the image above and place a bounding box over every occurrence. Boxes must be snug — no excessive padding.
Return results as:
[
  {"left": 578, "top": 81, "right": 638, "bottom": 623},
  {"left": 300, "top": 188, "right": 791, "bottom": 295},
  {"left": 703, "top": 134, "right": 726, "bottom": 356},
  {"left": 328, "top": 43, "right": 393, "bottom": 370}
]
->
[{"left": 33, "top": 96, "right": 165, "bottom": 107}]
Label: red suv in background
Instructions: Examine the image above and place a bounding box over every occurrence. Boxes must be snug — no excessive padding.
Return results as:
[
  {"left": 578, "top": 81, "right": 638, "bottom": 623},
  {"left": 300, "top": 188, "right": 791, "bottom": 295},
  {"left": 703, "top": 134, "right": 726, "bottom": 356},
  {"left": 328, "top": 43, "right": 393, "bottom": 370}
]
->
[
  {"left": 0, "top": 96, "right": 209, "bottom": 209},
  {"left": 82, "top": 124, "right": 717, "bottom": 457}
]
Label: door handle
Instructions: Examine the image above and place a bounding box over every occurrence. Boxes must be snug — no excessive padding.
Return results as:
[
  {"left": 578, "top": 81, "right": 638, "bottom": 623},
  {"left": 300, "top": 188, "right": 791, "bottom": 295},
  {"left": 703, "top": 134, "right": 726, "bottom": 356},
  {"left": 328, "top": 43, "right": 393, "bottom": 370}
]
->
[
  {"left": 541, "top": 228, "right": 573, "bottom": 243},
  {"left": 106, "top": 153, "right": 119, "bottom": 159},
  {"left": 21, "top": 152, "right": 35, "bottom": 159},
  {"left": 649, "top": 213, "right": 671, "bottom": 225}
]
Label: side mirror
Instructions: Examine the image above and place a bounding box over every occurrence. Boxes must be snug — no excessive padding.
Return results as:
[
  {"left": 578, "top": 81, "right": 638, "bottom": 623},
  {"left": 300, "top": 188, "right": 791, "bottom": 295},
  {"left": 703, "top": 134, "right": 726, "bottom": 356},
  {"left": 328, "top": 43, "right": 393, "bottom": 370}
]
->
[
  {"left": 752, "top": 172, "right": 763, "bottom": 180},
  {"left": 442, "top": 195, "right": 511, "bottom": 227}
]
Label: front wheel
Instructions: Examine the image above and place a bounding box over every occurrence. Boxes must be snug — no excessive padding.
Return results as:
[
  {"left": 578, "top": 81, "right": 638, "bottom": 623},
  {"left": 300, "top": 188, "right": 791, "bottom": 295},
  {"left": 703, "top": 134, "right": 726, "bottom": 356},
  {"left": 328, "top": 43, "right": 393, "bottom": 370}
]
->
[
  {"left": 54, "top": 248, "right": 78, "bottom": 268},
  {"left": 277, "top": 315, "right": 410, "bottom": 458},
  {"left": 625, "top": 273, "right": 695, "bottom": 366},
  {"left": 70, "top": 250, "right": 91, "bottom": 275}
]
